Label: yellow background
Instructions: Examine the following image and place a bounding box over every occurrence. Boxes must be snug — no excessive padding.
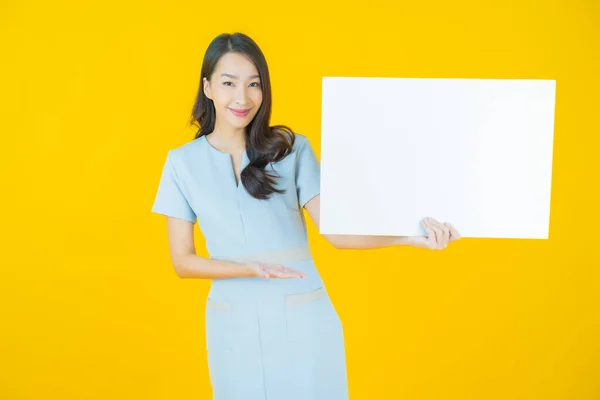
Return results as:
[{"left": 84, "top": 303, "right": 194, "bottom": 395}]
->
[{"left": 1, "top": 0, "right": 599, "bottom": 398}]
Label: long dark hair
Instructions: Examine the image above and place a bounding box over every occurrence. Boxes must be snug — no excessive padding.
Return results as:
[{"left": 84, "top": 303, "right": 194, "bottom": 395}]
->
[{"left": 188, "top": 32, "right": 296, "bottom": 200}]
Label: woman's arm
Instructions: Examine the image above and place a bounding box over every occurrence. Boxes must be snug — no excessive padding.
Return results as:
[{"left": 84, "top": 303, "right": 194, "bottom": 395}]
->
[
  {"left": 164, "top": 217, "right": 255, "bottom": 279},
  {"left": 161, "top": 217, "right": 312, "bottom": 279},
  {"left": 322, "top": 233, "right": 413, "bottom": 250},
  {"left": 303, "top": 195, "right": 414, "bottom": 250},
  {"left": 176, "top": 254, "right": 256, "bottom": 279}
]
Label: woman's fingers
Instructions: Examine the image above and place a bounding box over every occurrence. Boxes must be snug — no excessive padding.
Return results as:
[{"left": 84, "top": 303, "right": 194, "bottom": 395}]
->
[
  {"left": 424, "top": 218, "right": 442, "bottom": 249},
  {"left": 444, "top": 222, "right": 461, "bottom": 241},
  {"left": 422, "top": 218, "right": 448, "bottom": 250},
  {"left": 417, "top": 218, "right": 460, "bottom": 250},
  {"left": 427, "top": 217, "right": 450, "bottom": 249},
  {"left": 288, "top": 267, "right": 307, "bottom": 278},
  {"left": 260, "top": 264, "right": 306, "bottom": 279},
  {"left": 269, "top": 264, "right": 288, "bottom": 279},
  {"left": 420, "top": 219, "right": 438, "bottom": 249},
  {"left": 278, "top": 265, "right": 303, "bottom": 278}
]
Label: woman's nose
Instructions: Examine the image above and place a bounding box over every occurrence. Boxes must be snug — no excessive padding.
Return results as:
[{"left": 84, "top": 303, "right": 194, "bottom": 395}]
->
[{"left": 235, "top": 87, "right": 249, "bottom": 104}]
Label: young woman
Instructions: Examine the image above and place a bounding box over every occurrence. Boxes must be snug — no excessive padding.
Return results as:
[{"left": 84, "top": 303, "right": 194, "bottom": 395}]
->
[{"left": 151, "top": 32, "right": 460, "bottom": 400}]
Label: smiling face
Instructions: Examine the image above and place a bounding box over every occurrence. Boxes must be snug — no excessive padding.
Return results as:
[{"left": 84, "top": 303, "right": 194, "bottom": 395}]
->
[{"left": 203, "top": 52, "right": 263, "bottom": 131}]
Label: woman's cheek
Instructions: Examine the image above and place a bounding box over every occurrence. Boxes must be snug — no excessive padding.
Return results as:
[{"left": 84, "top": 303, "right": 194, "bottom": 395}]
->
[{"left": 214, "top": 88, "right": 229, "bottom": 104}]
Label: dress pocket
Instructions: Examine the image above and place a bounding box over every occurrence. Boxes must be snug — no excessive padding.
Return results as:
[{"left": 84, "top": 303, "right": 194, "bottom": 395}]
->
[
  {"left": 205, "top": 298, "right": 234, "bottom": 351},
  {"left": 284, "top": 286, "right": 341, "bottom": 343}
]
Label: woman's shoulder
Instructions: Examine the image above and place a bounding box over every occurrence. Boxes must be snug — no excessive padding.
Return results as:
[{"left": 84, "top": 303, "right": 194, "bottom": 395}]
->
[
  {"left": 271, "top": 132, "right": 312, "bottom": 170},
  {"left": 291, "top": 132, "right": 311, "bottom": 152},
  {"left": 165, "top": 136, "right": 204, "bottom": 160}
]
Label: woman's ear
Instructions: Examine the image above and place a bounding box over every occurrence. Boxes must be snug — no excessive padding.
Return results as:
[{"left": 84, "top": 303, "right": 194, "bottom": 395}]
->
[{"left": 203, "top": 77, "right": 212, "bottom": 100}]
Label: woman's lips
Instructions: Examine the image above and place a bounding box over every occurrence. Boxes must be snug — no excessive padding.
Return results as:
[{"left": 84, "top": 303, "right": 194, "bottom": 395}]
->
[{"left": 229, "top": 108, "right": 251, "bottom": 117}]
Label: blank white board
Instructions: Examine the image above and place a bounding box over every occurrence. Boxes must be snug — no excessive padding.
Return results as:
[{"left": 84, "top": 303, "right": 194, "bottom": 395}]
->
[{"left": 319, "top": 77, "right": 556, "bottom": 239}]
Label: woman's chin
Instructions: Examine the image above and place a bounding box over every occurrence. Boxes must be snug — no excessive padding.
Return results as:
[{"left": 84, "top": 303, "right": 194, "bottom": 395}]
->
[{"left": 228, "top": 115, "right": 254, "bottom": 127}]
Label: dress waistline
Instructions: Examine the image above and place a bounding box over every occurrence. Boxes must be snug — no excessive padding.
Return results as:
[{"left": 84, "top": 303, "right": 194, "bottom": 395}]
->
[{"left": 209, "top": 245, "right": 313, "bottom": 265}]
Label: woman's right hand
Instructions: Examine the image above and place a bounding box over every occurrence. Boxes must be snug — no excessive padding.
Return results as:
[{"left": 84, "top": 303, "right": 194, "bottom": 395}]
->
[{"left": 246, "top": 262, "right": 307, "bottom": 279}]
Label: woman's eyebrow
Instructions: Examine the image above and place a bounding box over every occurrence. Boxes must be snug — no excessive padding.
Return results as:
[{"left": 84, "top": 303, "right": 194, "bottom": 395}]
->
[{"left": 220, "top": 73, "right": 260, "bottom": 79}]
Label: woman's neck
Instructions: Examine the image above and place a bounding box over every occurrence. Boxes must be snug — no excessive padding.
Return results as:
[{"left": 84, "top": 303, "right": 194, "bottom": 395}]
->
[{"left": 207, "top": 126, "right": 246, "bottom": 152}]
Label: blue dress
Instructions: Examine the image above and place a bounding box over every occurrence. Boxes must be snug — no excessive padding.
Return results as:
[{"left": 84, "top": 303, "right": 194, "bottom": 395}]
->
[{"left": 151, "top": 133, "right": 348, "bottom": 400}]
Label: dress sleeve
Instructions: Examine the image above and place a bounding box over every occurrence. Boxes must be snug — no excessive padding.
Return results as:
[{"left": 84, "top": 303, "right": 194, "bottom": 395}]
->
[
  {"left": 295, "top": 136, "right": 321, "bottom": 208},
  {"left": 151, "top": 150, "right": 197, "bottom": 223}
]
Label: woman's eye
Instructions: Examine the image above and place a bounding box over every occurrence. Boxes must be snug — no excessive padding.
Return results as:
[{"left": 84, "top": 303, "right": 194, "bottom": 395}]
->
[{"left": 222, "top": 81, "right": 260, "bottom": 87}]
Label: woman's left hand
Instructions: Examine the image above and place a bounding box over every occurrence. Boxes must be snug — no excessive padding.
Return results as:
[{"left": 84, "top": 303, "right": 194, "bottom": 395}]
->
[{"left": 409, "top": 217, "right": 461, "bottom": 250}]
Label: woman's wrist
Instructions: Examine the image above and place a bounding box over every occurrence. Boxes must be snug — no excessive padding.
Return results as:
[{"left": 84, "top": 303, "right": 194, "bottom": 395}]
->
[
  {"left": 240, "top": 262, "right": 259, "bottom": 278},
  {"left": 394, "top": 236, "right": 414, "bottom": 247}
]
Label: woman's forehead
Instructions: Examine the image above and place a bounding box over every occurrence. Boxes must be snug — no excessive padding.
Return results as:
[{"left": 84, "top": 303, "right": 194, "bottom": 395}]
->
[{"left": 216, "top": 53, "right": 259, "bottom": 78}]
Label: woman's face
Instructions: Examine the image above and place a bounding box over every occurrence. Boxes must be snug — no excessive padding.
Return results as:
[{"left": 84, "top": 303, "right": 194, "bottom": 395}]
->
[{"left": 203, "top": 52, "right": 263, "bottom": 130}]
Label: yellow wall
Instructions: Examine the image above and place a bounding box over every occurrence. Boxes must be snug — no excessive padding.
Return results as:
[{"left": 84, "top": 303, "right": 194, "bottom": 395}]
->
[{"left": 1, "top": 0, "right": 598, "bottom": 398}]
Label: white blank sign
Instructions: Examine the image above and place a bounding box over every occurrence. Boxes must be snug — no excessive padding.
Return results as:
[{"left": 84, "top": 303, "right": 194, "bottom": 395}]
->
[{"left": 319, "top": 77, "right": 556, "bottom": 239}]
